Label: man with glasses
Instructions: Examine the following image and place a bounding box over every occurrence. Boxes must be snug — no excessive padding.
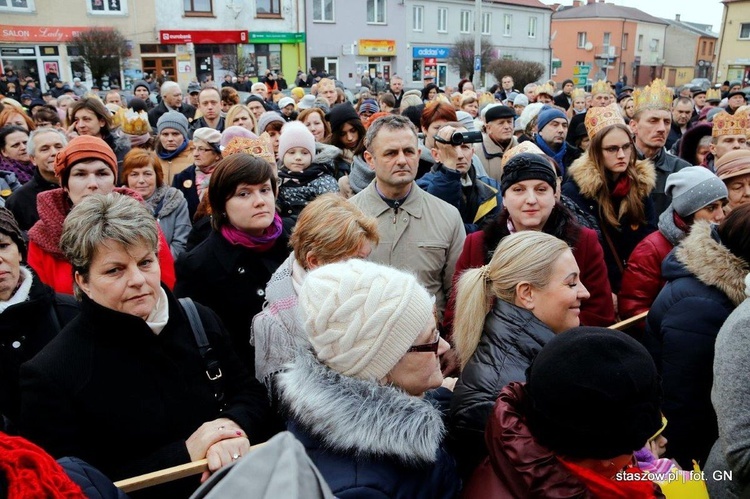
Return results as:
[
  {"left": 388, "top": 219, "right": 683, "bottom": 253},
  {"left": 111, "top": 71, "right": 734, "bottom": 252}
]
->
[
  {"left": 350, "top": 115, "right": 465, "bottom": 319},
  {"left": 417, "top": 123, "right": 502, "bottom": 234}
]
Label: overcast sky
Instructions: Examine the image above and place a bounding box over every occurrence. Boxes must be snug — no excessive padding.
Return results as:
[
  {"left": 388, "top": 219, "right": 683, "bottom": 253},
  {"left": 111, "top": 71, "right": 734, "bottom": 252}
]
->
[{"left": 548, "top": 0, "right": 725, "bottom": 33}]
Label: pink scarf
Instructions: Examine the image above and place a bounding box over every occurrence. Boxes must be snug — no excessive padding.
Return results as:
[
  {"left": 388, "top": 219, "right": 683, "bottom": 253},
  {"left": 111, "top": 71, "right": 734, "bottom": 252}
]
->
[{"left": 220, "top": 212, "right": 283, "bottom": 251}]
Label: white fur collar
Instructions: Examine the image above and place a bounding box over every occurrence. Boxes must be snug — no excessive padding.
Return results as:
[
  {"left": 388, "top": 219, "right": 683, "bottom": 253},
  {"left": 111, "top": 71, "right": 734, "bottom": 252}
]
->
[
  {"left": 146, "top": 287, "right": 169, "bottom": 334},
  {"left": 0, "top": 266, "right": 33, "bottom": 313}
]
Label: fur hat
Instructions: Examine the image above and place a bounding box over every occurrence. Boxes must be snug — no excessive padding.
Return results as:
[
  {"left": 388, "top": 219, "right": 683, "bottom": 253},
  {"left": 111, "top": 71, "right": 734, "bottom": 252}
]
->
[
  {"left": 54, "top": 135, "right": 117, "bottom": 182},
  {"left": 257, "top": 111, "right": 286, "bottom": 133},
  {"left": 666, "top": 166, "right": 728, "bottom": 217},
  {"left": 278, "top": 121, "right": 316, "bottom": 160},
  {"left": 157, "top": 111, "right": 189, "bottom": 138},
  {"left": 192, "top": 127, "right": 222, "bottom": 154},
  {"left": 299, "top": 259, "right": 434, "bottom": 382},
  {"left": 536, "top": 106, "right": 567, "bottom": 132},
  {"left": 326, "top": 102, "right": 360, "bottom": 132},
  {"left": 0, "top": 207, "right": 25, "bottom": 257},
  {"left": 526, "top": 327, "right": 662, "bottom": 459}
]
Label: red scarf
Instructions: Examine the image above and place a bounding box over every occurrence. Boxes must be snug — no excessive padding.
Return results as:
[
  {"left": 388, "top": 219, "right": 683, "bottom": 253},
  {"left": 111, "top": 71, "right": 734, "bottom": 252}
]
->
[
  {"left": 611, "top": 175, "right": 632, "bottom": 199},
  {"left": 560, "top": 458, "right": 660, "bottom": 498},
  {"left": 0, "top": 432, "right": 85, "bottom": 498},
  {"left": 220, "top": 212, "right": 283, "bottom": 252}
]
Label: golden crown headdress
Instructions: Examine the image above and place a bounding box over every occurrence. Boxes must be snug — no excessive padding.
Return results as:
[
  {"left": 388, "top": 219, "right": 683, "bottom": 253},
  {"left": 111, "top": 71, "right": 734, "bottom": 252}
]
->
[
  {"left": 221, "top": 132, "right": 276, "bottom": 166},
  {"left": 571, "top": 88, "right": 586, "bottom": 100},
  {"left": 121, "top": 109, "right": 151, "bottom": 135},
  {"left": 712, "top": 110, "right": 749, "bottom": 138},
  {"left": 706, "top": 88, "right": 721, "bottom": 102},
  {"left": 501, "top": 141, "right": 545, "bottom": 168},
  {"left": 632, "top": 79, "right": 672, "bottom": 114},
  {"left": 585, "top": 103, "right": 625, "bottom": 139},
  {"left": 591, "top": 80, "right": 611, "bottom": 96},
  {"left": 535, "top": 82, "right": 555, "bottom": 98},
  {"left": 105, "top": 104, "right": 124, "bottom": 129}
]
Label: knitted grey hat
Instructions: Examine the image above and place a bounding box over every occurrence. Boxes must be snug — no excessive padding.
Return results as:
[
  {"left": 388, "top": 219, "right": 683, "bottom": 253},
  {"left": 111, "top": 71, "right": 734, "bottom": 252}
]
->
[
  {"left": 666, "top": 166, "right": 728, "bottom": 217},
  {"left": 0, "top": 207, "right": 25, "bottom": 258},
  {"left": 257, "top": 111, "right": 286, "bottom": 133},
  {"left": 157, "top": 111, "right": 189, "bottom": 138}
]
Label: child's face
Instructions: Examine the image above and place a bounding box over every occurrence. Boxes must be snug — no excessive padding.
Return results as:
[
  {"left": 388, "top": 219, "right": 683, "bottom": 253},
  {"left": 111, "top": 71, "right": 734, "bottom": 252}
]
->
[
  {"left": 573, "top": 97, "right": 586, "bottom": 111},
  {"left": 282, "top": 105, "right": 294, "bottom": 117},
  {"left": 284, "top": 147, "right": 313, "bottom": 172}
]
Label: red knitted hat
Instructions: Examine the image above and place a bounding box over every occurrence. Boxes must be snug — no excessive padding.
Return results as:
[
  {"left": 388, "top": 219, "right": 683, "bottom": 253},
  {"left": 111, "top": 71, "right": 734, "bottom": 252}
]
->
[{"left": 54, "top": 135, "right": 118, "bottom": 183}]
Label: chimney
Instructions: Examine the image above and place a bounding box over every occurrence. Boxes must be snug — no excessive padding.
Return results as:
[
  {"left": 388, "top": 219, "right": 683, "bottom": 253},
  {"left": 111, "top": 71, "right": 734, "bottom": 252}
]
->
[
  {"left": 551, "top": 3, "right": 562, "bottom": 10},
  {"left": 675, "top": 14, "right": 681, "bottom": 22},
  {"left": 572, "top": 0, "right": 582, "bottom": 6}
]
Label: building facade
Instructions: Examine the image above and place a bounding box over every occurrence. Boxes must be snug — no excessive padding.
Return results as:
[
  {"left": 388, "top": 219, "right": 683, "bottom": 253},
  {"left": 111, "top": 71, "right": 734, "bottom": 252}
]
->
[
  {"left": 661, "top": 15, "right": 717, "bottom": 87},
  {"left": 551, "top": 0, "right": 666, "bottom": 87},
  {"left": 405, "top": 0, "right": 552, "bottom": 88},
  {"left": 716, "top": 0, "right": 750, "bottom": 85},
  {"left": 0, "top": 0, "right": 157, "bottom": 91},
  {"left": 305, "top": 0, "right": 408, "bottom": 89}
]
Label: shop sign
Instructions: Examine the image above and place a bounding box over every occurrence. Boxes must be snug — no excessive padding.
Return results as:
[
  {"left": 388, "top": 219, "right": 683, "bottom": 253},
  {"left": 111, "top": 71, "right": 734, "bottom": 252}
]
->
[
  {"left": 412, "top": 46, "right": 450, "bottom": 59},
  {"left": 249, "top": 32, "right": 305, "bottom": 44},
  {"left": 424, "top": 58, "right": 437, "bottom": 66},
  {"left": 359, "top": 39, "right": 396, "bottom": 56},
  {"left": 0, "top": 25, "right": 93, "bottom": 43},
  {"left": 159, "top": 30, "right": 248, "bottom": 45}
]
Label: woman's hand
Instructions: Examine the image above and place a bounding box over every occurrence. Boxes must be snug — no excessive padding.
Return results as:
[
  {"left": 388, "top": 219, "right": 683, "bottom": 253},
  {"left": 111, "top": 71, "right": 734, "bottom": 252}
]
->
[
  {"left": 186, "top": 417, "right": 246, "bottom": 462},
  {"left": 200, "top": 436, "right": 251, "bottom": 483}
]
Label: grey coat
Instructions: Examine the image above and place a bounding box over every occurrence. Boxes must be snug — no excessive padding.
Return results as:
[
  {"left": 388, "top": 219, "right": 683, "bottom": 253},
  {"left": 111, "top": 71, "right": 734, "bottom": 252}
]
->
[
  {"left": 706, "top": 274, "right": 750, "bottom": 499},
  {"left": 145, "top": 186, "right": 191, "bottom": 259}
]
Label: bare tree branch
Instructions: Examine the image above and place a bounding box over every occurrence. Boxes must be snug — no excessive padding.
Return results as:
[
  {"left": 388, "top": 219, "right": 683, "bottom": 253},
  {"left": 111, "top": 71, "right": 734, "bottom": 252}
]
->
[
  {"left": 447, "top": 37, "right": 495, "bottom": 83},
  {"left": 69, "top": 28, "right": 129, "bottom": 85},
  {"left": 487, "top": 59, "right": 546, "bottom": 90}
]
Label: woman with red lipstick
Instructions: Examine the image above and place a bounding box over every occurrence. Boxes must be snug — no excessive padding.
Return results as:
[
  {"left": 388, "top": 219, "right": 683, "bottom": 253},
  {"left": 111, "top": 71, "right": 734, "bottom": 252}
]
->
[
  {"left": 19, "top": 194, "right": 272, "bottom": 497},
  {"left": 175, "top": 154, "right": 289, "bottom": 377},
  {"left": 449, "top": 231, "right": 590, "bottom": 477},
  {"left": 562, "top": 103, "right": 656, "bottom": 296}
]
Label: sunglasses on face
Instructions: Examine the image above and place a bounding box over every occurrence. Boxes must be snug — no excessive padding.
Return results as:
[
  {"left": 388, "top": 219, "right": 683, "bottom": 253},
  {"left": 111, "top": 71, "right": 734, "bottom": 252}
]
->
[{"left": 407, "top": 329, "right": 441, "bottom": 354}]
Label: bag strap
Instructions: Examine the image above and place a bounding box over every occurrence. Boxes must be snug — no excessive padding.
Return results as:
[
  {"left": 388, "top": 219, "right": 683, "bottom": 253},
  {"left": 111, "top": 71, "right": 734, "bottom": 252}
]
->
[
  {"left": 178, "top": 297, "right": 227, "bottom": 410},
  {"left": 601, "top": 225, "right": 626, "bottom": 275}
]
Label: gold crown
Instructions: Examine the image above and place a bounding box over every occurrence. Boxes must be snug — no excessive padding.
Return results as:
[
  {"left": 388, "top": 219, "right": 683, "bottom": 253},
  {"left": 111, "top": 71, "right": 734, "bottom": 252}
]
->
[
  {"left": 706, "top": 88, "right": 721, "bottom": 102},
  {"left": 571, "top": 88, "right": 586, "bottom": 100},
  {"left": 712, "top": 110, "right": 749, "bottom": 137},
  {"left": 501, "top": 141, "right": 545, "bottom": 168},
  {"left": 591, "top": 80, "right": 611, "bottom": 96},
  {"left": 535, "top": 82, "right": 555, "bottom": 97},
  {"left": 584, "top": 103, "right": 625, "bottom": 139},
  {"left": 121, "top": 109, "right": 151, "bottom": 135},
  {"left": 632, "top": 78, "right": 673, "bottom": 114},
  {"left": 221, "top": 133, "right": 276, "bottom": 166}
]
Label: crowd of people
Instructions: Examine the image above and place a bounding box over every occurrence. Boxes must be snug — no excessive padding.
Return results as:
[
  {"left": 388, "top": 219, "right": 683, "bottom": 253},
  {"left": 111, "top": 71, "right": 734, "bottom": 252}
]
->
[{"left": 1, "top": 66, "right": 750, "bottom": 497}]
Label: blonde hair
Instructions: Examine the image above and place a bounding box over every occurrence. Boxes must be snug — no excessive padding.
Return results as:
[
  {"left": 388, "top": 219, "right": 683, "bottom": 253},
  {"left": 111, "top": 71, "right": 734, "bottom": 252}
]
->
[
  {"left": 225, "top": 104, "right": 258, "bottom": 134},
  {"left": 453, "top": 231, "right": 570, "bottom": 368},
  {"left": 290, "top": 193, "right": 379, "bottom": 269}
]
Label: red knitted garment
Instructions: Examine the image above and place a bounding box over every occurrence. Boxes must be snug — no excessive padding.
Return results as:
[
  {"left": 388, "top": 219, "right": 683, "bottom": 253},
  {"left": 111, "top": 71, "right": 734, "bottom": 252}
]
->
[{"left": 0, "top": 433, "right": 85, "bottom": 498}]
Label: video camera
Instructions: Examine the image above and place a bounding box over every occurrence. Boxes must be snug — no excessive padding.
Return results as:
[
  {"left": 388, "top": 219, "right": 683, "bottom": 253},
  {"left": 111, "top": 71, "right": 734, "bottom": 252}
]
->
[{"left": 433, "top": 130, "right": 483, "bottom": 146}]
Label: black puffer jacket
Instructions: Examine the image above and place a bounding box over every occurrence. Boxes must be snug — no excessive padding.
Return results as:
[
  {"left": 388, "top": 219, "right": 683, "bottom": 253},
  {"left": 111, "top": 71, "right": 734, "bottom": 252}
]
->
[{"left": 450, "top": 299, "right": 555, "bottom": 476}]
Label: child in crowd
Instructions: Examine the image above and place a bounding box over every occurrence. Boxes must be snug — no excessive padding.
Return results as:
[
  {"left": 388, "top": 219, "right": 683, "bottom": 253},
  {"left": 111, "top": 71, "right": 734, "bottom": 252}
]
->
[{"left": 276, "top": 121, "right": 339, "bottom": 231}]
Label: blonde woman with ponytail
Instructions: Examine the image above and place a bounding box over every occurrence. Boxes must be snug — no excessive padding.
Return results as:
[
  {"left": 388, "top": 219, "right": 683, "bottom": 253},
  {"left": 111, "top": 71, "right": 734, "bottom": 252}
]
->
[{"left": 449, "top": 231, "right": 590, "bottom": 476}]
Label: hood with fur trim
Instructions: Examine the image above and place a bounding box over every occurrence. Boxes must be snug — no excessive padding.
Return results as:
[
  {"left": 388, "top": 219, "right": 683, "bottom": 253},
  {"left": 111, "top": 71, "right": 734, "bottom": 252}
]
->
[
  {"left": 314, "top": 142, "right": 342, "bottom": 164},
  {"left": 277, "top": 351, "right": 446, "bottom": 466},
  {"left": 568, "top": 153, "right": 656, "bottom": 202},
  {"left": 674, "top": 221, "right": 748, "bottom": 307}
]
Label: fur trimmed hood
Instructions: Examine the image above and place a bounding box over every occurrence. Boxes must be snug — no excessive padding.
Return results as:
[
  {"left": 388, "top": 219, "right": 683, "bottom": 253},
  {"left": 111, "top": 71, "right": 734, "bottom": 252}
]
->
[
  {"left": 277, "top": 351, "right": 446, "bottom": 466},
  {"left": 568, "top": 152, "right": 656, "bottom": 202},
  {"left": 314, "top": 142, "right": 343, "bottom": 164},
  {"left": 675, "top": 221, "right": 748, "bottom": 307}
]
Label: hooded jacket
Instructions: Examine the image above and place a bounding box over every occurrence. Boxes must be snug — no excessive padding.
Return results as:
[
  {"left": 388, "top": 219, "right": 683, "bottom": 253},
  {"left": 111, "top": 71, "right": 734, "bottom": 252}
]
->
[
  {"left": 26, "top": 188, "right": 176, "bottom": 295},
  {"left": 562, "top": 153, "right": 657, "bottom": 292},
  {"left": 450, "top": 299, "right": 556, "bottom": 475},
  {"left": 645, "top": 221, "right": 747, "bottom": 469},
  {"left": 277, "top": 351, "right": 460, "bottom": 499}
]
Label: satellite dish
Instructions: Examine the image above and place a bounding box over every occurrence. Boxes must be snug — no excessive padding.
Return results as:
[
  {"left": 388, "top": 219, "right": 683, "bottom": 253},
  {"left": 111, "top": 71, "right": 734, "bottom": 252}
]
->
[{"left": 584, "top": 42, "right": 594, "bottom": 51}]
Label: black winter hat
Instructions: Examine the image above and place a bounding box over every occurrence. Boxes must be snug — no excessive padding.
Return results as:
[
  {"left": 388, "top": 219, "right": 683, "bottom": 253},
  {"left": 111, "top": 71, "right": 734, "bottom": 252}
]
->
[
  {"left": 0, "top": 207, "right": 26, "bottom": 258},
  {"left": 484, "top": 105, "right": 516, "bottom": 123},
  {"left": 500, "top": 152, "right": 557, "bottom": 195},
  {"left": 525, "top": 327, "right": 662, "bottom": 459},
  {"left": 326, "top": 102, "right": 360, "bottom": 132}
]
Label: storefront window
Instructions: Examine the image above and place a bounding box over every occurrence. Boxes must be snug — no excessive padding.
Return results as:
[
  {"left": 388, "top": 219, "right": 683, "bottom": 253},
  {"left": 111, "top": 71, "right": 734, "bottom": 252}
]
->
[{"left": 412, "top": 59, "right": 423, "bottom": 83}]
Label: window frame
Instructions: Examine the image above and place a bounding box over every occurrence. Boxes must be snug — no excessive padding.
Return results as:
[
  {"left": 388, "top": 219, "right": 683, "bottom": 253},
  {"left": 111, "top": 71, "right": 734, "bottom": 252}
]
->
[
  {"left": 528, "top": 16, "right": 537, "bottom": 38},
  {"left": 482, "top": 12, "right": 491, "bottom": 35},
  {"left": 460, "top": 10, "right": 472, "bottom": 34},
  {"left": 413, "top": 5, "right": 424, "bottom": 32},
  {"left": 622, "top": 32, "right": 628, "bottom": 50},
  {"left": 577, "top": 32, "right": 587, "bottom": 48},
  {"left": 0, "top": 0, "right": 35, "bottom": 13},
  {"left": 637, "top": 34, "right": 643, "bottom": 51},
  {"left": 256, "top": 0, "right": 281, "bottom": 17},
  {"left": 183, "top": 0, "right": 212, "bottom": 16},
  {"left": 367, "top": 0, "right": 386, "bottom": 24},
  {"left": 87, "top": 0, "right": 127, "bottom": 15},
  {"left": 503, "top": 14, "right": 512, "bottom": 37},
  {"left": 740, "top": 23, "right": 750, "bottom": 39},
  {"left": 312, "top": 0, "right": 334, "bottom": 23},
  {"left": 437, "top": 7, "right": 447, "bottom": 33}
]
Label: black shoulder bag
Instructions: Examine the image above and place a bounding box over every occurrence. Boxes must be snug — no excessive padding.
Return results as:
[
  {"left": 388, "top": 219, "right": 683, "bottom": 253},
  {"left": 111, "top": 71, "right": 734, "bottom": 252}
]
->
[{"left": 178, "top": 297, "right": 227, "bottom": 411}]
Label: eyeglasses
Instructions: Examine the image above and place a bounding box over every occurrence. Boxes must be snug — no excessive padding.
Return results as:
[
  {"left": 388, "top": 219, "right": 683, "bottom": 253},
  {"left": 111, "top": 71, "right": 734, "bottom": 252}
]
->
[
  {"left": 195, "top": 146, "right": 215, "bottom": 154},
  {"left": 407, "top": 330, "right": 441, "bottom": 354},
  {"left": 602, "top": 143, "right": 632, "bottom": 155},
  {"left": 648, "top": 415, "right": 668, "bottom": 441}
]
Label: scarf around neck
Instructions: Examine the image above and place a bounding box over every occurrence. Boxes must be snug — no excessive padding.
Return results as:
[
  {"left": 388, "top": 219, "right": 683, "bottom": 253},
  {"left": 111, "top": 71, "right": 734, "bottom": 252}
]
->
[
  {"left": 157, "top": 139, "right": 188, "bottom": 160},
  {"left": 535, "top": 134, "right": 568, "bottom": 176},
  {"left": 658, "top": 205, "right": 688, "bottom": 246},
  {"left": 220, "top": 212, "right": 283, "bottom": 251}
]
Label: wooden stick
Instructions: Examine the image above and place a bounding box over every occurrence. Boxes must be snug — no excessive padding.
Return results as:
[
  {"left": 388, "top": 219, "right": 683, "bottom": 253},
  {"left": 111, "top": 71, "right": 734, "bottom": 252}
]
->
[
  {"left": 114, "top": 459, "right": 207, "bottom": 493},
  {"left": 114, "top": 442, "right": 266, "bottom": 493},
  {"left": 610, "top": 310, "right": 648, "bottom": 331}
]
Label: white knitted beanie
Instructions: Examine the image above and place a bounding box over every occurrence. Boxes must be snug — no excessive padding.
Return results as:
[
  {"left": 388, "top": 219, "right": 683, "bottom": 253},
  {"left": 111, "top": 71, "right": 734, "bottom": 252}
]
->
[{"left": 298, "top": 259, "right": 434, "bottom": 381}]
